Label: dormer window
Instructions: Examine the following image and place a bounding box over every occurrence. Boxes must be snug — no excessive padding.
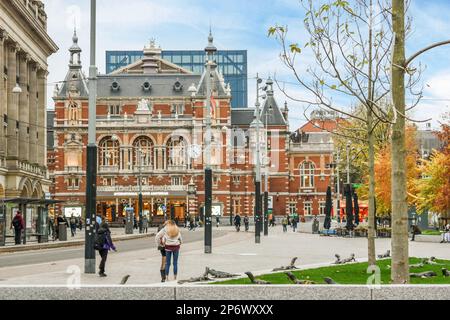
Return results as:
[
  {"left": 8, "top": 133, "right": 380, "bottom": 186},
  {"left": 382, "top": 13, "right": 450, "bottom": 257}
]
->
[
  {"left": 171, "top": 103, "right": 184, "bottom": 116},
  {"left": 173, "top": 81, "right": 183, "bottom": 92},
  {"left": 142, "top": 81, "right": 152, "bottom": 92},
  {"left": 111, "top": 80, "right": 120, "bottom": 91}
]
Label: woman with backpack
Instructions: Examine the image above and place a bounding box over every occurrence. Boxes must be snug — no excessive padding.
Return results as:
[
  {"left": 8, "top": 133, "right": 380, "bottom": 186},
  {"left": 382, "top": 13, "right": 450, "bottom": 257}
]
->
[
  {"left": 155, "top": 220, "right": 182, "bottom": 281},
  {"left": 95, "top": 216, "right": 116, "bottom": 277}
]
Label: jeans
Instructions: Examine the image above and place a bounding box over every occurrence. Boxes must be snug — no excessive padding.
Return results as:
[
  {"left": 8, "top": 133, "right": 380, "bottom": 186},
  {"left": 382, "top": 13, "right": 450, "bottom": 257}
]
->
[
  {"left": 283, "top": 225, "right": 287, "bottom": 232},
  {"left": 14, "top": 228, "right": 22, "bottom": 245},
  {"left": 165, "top": 250, "right": 179, "bottom": 276},
  {"left": 99, "top": 249, "right": 108, "bottom": 274}
]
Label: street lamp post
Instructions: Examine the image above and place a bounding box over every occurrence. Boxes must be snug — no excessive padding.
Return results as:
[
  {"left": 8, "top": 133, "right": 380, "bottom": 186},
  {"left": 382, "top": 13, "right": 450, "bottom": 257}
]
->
[
  {"left": 85, "top": 0, "right": 98, "bottom": 274},
  {"left": 204, "top": 31, "right": 216, "bottom": 254},
  {"left": 138, "top": 147, "right": 143, "bottom": 233},
  {"left": 335, "top": 151, "right": 341, "bottom": 223},
  {"left": 263, "top": 104, "right": 273, "bottom": 237},
  {"left": 253, "top": 75, "right": 263, "bottom": 244}
]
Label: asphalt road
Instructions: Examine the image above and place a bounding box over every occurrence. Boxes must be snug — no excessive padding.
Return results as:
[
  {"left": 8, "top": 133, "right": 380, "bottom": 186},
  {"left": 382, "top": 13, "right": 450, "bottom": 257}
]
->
[{"left": 0, "top": 229, "right": 228, "bottom": 268}]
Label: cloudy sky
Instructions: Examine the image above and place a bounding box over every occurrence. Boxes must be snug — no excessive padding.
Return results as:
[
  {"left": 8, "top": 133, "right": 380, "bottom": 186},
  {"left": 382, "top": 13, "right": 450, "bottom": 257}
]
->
[{"left": 43, "top": 0, "right": 450, "bottom": 130}]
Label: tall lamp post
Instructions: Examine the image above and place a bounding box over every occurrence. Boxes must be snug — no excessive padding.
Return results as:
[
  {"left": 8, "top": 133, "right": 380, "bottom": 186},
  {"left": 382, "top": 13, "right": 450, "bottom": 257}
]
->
[
  {"left": 263, "top": 102, "right": 273, "bottom": 237},
  {"left": 85, "top": 0, "right": 98, "bottom": 274},
  {"left": 252, "top": 75, "right": 264, "bottom": 244},
  {"left": 204, "top": 31, "right": 216, "bottom": 254},
  {"left": 138, "top": 147, "right": 143, "bottom": 233}
]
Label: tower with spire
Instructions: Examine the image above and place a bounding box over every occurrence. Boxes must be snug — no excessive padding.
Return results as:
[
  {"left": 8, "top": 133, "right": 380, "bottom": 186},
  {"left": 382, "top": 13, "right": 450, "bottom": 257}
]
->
[{"left": 54, "top": 30, "right": 88, "bottom": 98}]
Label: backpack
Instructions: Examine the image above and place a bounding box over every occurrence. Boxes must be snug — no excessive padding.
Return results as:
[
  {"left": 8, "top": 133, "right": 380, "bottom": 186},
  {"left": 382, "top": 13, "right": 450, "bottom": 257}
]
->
[{"left": 94, "top": 230, "right": 107, "bottom": 250}]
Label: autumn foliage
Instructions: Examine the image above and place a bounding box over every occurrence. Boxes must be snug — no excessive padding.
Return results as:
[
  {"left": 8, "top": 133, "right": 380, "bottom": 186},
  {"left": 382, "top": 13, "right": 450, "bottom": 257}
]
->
[
  {"left": 415, "top": 123, "right": 450, "bottom": 216},
  {"left": 374, "top": 126, "right": 420, "bottom": 215}
]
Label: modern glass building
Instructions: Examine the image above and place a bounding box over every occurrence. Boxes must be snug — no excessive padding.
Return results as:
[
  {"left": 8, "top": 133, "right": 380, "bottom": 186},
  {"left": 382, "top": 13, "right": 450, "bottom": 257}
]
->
[{"left": 106, "top": 50, "right": 248, "bottom": 109}]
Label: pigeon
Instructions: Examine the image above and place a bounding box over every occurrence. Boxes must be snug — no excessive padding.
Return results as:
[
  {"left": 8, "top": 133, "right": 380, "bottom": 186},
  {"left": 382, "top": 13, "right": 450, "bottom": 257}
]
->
[
  {"left": 273, "top": 257, "right": 299, "bottom": 271},
  {"left": 410, "top": 271, "right": 437, "bottom": 278},
  {"left": 245, "top": 272, "right": 271, "bottom": 285},
  {"left": 285, "top": 272, "right": 315, "bottom": 285},
  {"left": 324, "top": 277, "right": 337, "bottom": 285},
  {"left": 377, "top": 250, "right": 391, "bottom": 259},
  {"left": 442, "top": 268, "right": 450, "bottom": 277},
  {"left": 120, "top": 275, "right": 130, "bottom": 285}
]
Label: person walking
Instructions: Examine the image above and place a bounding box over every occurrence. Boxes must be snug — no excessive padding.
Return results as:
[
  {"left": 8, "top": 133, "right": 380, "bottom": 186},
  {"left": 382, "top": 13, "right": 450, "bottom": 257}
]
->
[
  {"left": 143, "top": 215, "right": 149, "bottom": 234},
  {"left": 216, "top": 216, "right": 220, "bottom": 228},
  {"left": 11, "top": 211, "right": 25, "bottom": 245},
  {"left": 187, "top": 215, "right": 194, "bottom": 231},
  {"left": 234, "top": 213, "right": 241, "bottom": 232},
  {"left": 268, "top": 213, "right": 273, "bottom": 227},
  {"left": 292, "top": 217, "right": 298, "bottom": 233},
  {"left": 69, "top": 215, "right": 77, "bottom": 237},
  {"left": 282, "top": 216, "right": 288, "bottom": 233},
  {"left": 243, "top": 215, "right": 249, "bottom": 232},
  {"left": 78, "top": 218, "right": 83, "bottom": 231},
  {"left": 95, "top": 216, "right": 116, "bottom": 277},
  {"left": 48, "top": 216, "right": 54, "bottom": 239},
  {"left": 155, "top": 220, "right": 182, "bottom": 281},
  {"left": 156, "top": 222, "right": 168, "bottom": 282}
]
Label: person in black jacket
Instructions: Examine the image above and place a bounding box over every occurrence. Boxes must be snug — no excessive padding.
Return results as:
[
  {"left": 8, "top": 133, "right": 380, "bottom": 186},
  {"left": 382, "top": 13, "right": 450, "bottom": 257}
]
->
[
  {"left": 95, "top": 216, "right": 116, "bottom": 277},
  {"left": 234, "top": 214, "right": 241, "bottom": 232}
]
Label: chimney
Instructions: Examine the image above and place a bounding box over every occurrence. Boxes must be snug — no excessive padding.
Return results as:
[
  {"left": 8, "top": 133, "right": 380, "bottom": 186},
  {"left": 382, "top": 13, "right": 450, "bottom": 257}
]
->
[{"left": 142, "top": 39, "right": 161, "bottom": 74}]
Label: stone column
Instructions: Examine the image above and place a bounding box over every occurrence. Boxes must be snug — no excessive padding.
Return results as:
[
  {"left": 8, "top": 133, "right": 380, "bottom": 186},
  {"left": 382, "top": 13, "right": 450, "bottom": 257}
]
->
[
  {"left": 18, "top": 52, "right": 30, "bottom": 161},
  {"left": 0, "top": 30, "right": 6, "bottom": 156},
  {"left": 37, "top": 69, "right": 47, "bottom": 167},
  {"left": 28, "top": 62, "right": 37, "bottom": 164},
  {"left": 6, "top": 42, "right": 19, "bottom": 160}
]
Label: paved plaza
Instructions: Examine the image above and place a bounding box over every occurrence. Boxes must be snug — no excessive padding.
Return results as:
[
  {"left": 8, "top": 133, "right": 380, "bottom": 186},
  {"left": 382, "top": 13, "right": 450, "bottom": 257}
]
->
[{"left": 1, "top": 226, "right": 449, "bottom": 287}]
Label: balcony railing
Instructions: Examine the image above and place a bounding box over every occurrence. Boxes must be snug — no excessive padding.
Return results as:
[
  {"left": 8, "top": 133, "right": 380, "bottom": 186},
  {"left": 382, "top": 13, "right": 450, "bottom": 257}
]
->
[
  {"left": 65, "top": 166, "right": 82, "bottom": 173},
  {"left": 98, "top": 165, "right": 120, "bottom": 173}
]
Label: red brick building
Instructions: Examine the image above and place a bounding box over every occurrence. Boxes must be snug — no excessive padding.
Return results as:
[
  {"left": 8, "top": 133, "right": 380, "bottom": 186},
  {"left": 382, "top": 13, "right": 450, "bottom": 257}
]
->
[{"left": 48, "top": 32, "right": 336, "bottom": 223}]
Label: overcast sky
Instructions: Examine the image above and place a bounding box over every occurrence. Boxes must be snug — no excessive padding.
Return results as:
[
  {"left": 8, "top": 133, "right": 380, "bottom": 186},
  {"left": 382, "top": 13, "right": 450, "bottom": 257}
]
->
[{"left": 43, "top": 0, "right": 450, "bottom": 130}]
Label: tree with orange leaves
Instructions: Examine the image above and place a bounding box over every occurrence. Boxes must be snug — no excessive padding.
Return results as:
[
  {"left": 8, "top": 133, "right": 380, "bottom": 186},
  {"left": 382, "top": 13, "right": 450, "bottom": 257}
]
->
[
  {"left": 415, "top": 120, "right": 450, "bottom": 218},
  {"left": 374, "top": 125, "right": 420, "bottom": 215}
]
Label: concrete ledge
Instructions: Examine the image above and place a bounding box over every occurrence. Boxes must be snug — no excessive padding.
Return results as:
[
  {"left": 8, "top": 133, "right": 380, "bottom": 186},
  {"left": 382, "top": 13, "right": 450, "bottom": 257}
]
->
[
  {"left": 176, "top": 285, "right": 371, "bottom": 300},
  {"left": 2, "top": 285, "right": 450, "bottom": 300},
  {"left": 0, "top": 233, "right": 154, "bottom": 254},
  {"left": 415, "top": 235, "right": 443, "bottom": 243},
  {"left": 372, "top": 285, "right": 450, "bottom": 300},
  {"left": 0, "top": 286, "right": 174, "bottom": 300}
]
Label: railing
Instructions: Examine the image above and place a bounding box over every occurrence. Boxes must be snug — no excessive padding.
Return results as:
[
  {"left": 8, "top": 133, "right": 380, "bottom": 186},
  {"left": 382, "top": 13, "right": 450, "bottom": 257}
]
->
[
  {"left": 98, "top": 165, "right": 120, "bottom": 173},
  {"left": 290, "top": 142, "right": 334, "bottom": 152},
  {"left": 18, "top": 161, "right": 45, "bottom": 176},
  {"left": 65, "top": 166, "right": 82, "bottom": 173}
]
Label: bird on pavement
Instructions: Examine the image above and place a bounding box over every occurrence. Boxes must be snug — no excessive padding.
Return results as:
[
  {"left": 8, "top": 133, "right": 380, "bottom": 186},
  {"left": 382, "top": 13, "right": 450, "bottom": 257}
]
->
[
  {"left": 324, "top": 277, "right": 337, "bottom": 285},
  {"left": 120, "top": 275, "right": 130, "bottom": 285},
  {"left": 245, "top": 272, "right": 271, "bottom": 285},
  {"left": 285, "top": 272, "right": 316, "bottom": 285}
]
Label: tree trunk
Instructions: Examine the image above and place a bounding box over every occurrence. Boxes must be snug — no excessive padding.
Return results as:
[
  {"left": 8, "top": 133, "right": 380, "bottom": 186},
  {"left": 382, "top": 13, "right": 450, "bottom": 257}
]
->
[
  {"left": 367, "top": 120, "right": 376, "bottom": 266},
  {"left": 367, "top": 0, "right": 376, "bottom": 266},
  {"left": 391, "top": 0, "right": 409, "bottom": 284}
]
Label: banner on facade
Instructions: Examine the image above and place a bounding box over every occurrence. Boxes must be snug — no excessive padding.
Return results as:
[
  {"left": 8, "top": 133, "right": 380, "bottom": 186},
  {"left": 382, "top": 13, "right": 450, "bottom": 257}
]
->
[{"left": 64, "top": 207, "right": 82, "bottom": 218}]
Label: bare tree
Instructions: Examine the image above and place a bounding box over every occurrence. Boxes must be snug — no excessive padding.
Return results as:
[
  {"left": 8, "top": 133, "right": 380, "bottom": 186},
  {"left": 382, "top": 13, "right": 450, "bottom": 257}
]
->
[{"left": 269, "top": 0, "right": 406, "bottom": 266}]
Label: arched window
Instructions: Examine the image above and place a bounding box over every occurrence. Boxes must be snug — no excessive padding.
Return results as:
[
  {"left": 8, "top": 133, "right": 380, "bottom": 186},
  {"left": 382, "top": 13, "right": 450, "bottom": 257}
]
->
[
  {"left": 99, "top": 137, "right": 120, "bottom": 167},
  {"left": 300, "top": 161, "right": 315, "bottom": 188},
  {"left": 167, "top": 136, "right": 187, "bottom": 168},
  {"left": 133, "top": 136, "right": 154, "bottom": 167},
  {"left": 68, "top": 102, "right": 79, "bottom": 121}
]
